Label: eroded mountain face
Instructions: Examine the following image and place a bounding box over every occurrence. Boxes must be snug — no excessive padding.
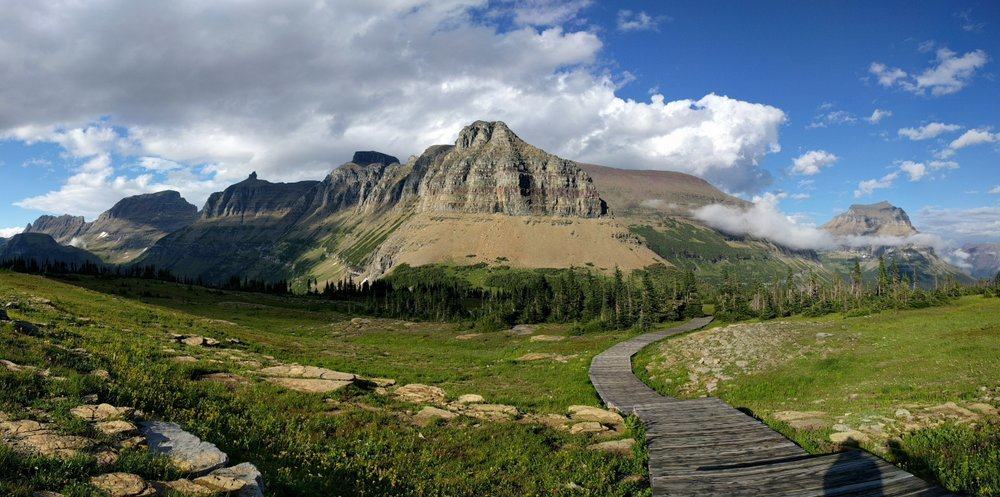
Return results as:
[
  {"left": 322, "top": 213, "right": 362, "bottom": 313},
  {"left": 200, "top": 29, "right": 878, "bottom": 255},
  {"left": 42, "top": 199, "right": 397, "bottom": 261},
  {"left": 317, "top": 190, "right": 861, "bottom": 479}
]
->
[
  {"left": 24, "top": 215, "right": 88, "bottom": 245},
  {"left": 415, "top": 121, "right": 607, "bottom": 217},
  {"left": 822, "top": 201, "right": 918, "bottom": 238},
  {"left": 24, "top": 192, "right": 199, "bottom": 263}
]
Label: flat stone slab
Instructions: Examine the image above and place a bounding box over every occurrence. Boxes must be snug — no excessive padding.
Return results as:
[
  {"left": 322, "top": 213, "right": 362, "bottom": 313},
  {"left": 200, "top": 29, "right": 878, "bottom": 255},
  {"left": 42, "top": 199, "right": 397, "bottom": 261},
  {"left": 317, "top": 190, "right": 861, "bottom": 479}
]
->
[
  {"left": 140, "top": 421, "right": 228, "bottom": 476},
  {"left": 265, "top": 377, "right": 352, "bottom": 393},
  {"left": 89, "top": 473, "right": 155, "bottom": 497},
  {"left": 70, "top": 403, "right": 134, "bottom": 421},
  {"left": 259, "top": 364, "right": 355, "bottom": 381}
]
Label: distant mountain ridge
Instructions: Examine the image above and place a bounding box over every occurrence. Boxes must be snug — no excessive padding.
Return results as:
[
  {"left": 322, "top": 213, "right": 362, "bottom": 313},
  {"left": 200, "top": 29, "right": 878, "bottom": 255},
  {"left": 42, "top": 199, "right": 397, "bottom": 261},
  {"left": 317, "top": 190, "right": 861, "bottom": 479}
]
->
[
  {"left": 1, "top": 233, "right": 101, "bottom": 267},
  {"left": 24, "top": 191, "right": 197, "bottom": 263},
  {"left": 13, "top": 120, "right": 976, "bottom": 289},
  {"left": 963, "top": 243, "right": 1000, "bottom": 279}
]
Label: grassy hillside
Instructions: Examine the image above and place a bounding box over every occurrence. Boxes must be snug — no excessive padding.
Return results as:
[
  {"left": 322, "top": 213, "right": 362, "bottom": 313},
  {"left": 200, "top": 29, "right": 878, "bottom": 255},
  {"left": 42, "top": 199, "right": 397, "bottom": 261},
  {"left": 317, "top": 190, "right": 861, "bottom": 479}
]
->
[
  {"left": 0, "top": 271, "right": 650, "bottom": 496},
  {"left": 635, "top": 296, "right": 1000, "bottom": 496}
]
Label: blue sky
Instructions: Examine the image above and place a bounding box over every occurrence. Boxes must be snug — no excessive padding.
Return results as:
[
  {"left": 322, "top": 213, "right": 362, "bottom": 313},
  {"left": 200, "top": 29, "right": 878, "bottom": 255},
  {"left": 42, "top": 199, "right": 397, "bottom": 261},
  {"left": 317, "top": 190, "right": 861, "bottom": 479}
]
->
[{"left": 0, "top": 0, "right": 997, "bottom": 245}]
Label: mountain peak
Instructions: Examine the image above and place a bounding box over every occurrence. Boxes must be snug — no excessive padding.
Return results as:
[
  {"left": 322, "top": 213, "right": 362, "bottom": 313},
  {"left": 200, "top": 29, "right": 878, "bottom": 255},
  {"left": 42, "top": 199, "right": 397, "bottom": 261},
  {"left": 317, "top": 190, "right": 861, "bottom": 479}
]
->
[
  {"left": 823, "top": 201, "right": 917, "bottom": 237},
  {"left": 455, "top": 121, "right": 518, "bottom": 150},
  {"left": 351, "top": 151, "right": 400, "bottom": 166}
]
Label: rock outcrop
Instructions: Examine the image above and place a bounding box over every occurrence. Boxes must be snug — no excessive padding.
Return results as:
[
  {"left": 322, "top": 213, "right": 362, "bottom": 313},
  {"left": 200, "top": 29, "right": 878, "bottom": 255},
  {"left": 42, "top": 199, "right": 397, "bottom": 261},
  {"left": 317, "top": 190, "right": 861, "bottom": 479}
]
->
[
  {"left": 415, "top": 121, "right": 606, "bottom": 217},
  {"left": 24, "top": 215, "right": 88, "bottom": 244},
  {"left": 822, "top": 201, "right": 917, "bottom": 238}
]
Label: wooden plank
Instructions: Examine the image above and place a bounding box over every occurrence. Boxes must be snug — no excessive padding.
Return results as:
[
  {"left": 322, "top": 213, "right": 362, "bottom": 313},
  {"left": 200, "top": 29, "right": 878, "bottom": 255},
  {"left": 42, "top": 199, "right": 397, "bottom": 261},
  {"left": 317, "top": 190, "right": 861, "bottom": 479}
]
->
[{"left": 587, "top": 317, "right": 952, "bottom": 497}]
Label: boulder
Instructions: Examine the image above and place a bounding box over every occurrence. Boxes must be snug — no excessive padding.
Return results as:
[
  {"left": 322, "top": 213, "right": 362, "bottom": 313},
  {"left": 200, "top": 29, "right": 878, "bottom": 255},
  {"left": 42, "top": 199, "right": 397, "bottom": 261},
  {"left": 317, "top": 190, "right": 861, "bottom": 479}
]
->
[
  {"left": 506, "top": 324, "right": 536, "bottom": 336},
  {"left": 413, "top": 406, "right": 458, "bottom": 427},
  {"left": 140, "top": 421, "right": 228, "bottom": 476},
  {"left": 568, "top": 405, "right": 624, "bottom": 426},
  {"left": 1, "top": 419, "right": 95, "bottom": 458},
  {"left": 13, "top": 321, "right": 40, "bottom": 336},
  {"left": 465, "top": 404, "right": 518, "bottom": 421},
  {"left": 569, "top": 422, "right": 607, "bottom": 434},
  {"left": 70, "top": 403, "right": 134, "bottom": 422},
  {"left": 89, "top": 473, "right": 155, "bottom": 497},
  {"left": 456, "top": 394, "right": 485, "bottom": 404},
  {"left": 395, "top": 383, "right": 446, "bottom": 404},
  {"left": 181, "top": 336, "right": 219, "bottom": 347},
  {"left": 587, "top": 438, "right": 635, "bottom": 455},
  {"left": 192, "top": 474, "right": 246, "bottom": 493},
  {"left": 206, "top": 463, "right": 264, "bottom": 497},
  {"left": 522, "top": 413, "right": 571, "bottom": 430},
  {"left": 95, "top": 420, "right": 138, "bottom": 437},
  {"left": 153, "top": 479, "right": 214, "bottom": 496}
]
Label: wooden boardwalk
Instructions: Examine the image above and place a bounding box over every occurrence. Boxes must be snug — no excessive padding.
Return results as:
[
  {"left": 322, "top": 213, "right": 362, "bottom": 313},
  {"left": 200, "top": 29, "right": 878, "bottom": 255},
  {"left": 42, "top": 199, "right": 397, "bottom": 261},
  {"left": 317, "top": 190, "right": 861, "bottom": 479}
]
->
[{"left": 589, "top": 317, "right": 953, "bottom": 496}]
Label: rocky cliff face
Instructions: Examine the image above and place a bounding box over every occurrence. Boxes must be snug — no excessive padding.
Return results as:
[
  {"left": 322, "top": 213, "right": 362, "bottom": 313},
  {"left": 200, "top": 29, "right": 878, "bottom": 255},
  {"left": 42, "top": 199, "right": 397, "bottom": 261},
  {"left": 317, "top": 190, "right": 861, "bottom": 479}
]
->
[
  {"left": 415, "top": 121, "right": 606, "bottom": 217},
  {"left": 963, "top": 243, "right": 1000, "bottom": 279},
  {"left": 201, "top": 173, "right": 320, "bottom": 221},
  {"left": 822, "top": 201, "right": 917, "bottom": 238},
  {"left": 24, "top": 215, "right": 88, "bottom": 244},
  {"left": 93, "top": 191, "right": 197, "bottom": 234}
]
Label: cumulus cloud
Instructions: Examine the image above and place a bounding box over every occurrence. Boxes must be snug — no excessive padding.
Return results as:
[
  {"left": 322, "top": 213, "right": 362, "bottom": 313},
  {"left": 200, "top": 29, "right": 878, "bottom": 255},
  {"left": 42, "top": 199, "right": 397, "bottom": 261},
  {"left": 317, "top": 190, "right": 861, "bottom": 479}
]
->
[
  {"left": 990, "top": 186, "right": 1000, "bottom": 195},
  {"left": 807, "top": 107, "right": 856, "bottom": 129},
  {"left": 0, "top": 226, "right": 24, "bottom": 238},
  {"left": 855, "top": 172, "right": 899, "bottom": 198},
  {"left": 949, "top": 128, "right": 999, "bottom": 150},
  {"left": 898, "top": 122, "right": 962, "bottom": 140},
  {"left": 617, "top": 10, "right": 664, "bottom": 32},
  {"left": 898, "top": 161, "right": 926, "bottom": 181},
  {"left": 0, "top": 0, "right": 786, "bottom": 217},
  {"left": 692, "top": 193, "right": 964, "bottom": 259},
  {"left": 791, "top": 150, "right": 838, "bottom": 175},
  {"left": 870, "top": 48, "right": 988, "bottom": 96},
  {"left": 866, "top": 109, "right": 892, "bottom": 124},
  {"left": 916, "top": 205, "right": 1000, "bottom": 242}
]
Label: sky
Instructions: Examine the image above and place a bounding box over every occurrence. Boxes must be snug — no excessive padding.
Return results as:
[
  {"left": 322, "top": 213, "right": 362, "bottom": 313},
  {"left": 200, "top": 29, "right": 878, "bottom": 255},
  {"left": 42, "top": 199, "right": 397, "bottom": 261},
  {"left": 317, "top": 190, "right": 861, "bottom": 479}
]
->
[{"left": 0, "top": 0, "right": 998, "bottom": 250}]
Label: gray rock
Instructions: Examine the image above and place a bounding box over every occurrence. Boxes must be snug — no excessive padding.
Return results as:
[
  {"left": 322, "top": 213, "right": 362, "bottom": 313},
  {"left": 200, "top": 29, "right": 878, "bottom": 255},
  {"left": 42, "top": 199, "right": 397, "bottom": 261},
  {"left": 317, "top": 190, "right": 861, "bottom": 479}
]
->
[
  {"left": 140, "top": 421, "right": 228, "bottom": 476},
  {"left": 208, "top": 463, "right": 264, "bottom": 497}
]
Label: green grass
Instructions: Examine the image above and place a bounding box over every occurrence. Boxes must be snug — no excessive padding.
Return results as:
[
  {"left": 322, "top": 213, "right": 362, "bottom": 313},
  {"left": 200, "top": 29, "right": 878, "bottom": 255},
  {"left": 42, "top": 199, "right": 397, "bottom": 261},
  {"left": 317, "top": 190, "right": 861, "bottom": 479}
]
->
[
  {"left": 0, "top": 271, "right": 650, "bottom": 496},
  {"left": 635, "top": 295, "right": 1000, "bottom": 495}
]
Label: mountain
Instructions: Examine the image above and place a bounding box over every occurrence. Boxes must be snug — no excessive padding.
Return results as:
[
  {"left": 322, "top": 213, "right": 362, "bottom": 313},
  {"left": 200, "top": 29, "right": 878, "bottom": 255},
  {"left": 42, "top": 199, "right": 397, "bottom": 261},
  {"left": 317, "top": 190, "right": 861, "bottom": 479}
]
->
[
  {"left": 138, "top": 121, "right": 661, "bottom": 284},
  {"left": 963, "top": 243, "right": 1000, "bottom": 279},
  {"left": 1, "top": 233, "right": 101, "bottom": 267},
  {"left": 822, "top": 201, "right": 917, "bottom": 238},
  {"left": 820, "top": 202, "right": 969, "bottom": 286},
  {"left": 24, "top": 215, "right": 88, "bottom": 244},
  {"left": 23, "top": 192, "right": 198, "bottom": 263},
  {"left": 578, "top": 163, "right": 748, "bottom": 216}
]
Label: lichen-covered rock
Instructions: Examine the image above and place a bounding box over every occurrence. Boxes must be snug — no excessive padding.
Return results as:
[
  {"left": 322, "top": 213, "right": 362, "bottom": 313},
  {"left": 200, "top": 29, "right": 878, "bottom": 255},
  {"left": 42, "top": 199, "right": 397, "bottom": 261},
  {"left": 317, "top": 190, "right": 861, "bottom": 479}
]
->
[
  {"left": 70, "top": 404, "right": 134, "bottom": 422},
  {"left": 570, "top": 421, "right": 607, "bottom": 434},
  {"left": 259, "top": 364, "right": 355, "bottom": 381},
  {"left": 94, "top": 420, "right": 138, "bottom": 437},
  {"left": 456, "top": 394, "right": 485, "bottom": 404},
  {"left": 568, "top": 405, "right": 624, "bottom": 426},
  {"left": 413, "top": 406, "right": 458, "bottom": 426},
  {"left": 140, "top": 421, "right": 228, "bottom": 476},
  {"left": 89, "top": 473, "right": 155, "bottom": 497},
  {"left": 395, "top": 383, "right": 446, "bottom": 404},
  {"left": 465, "top": 404, "right": 518, "bottom": 421},
  {"left": 587, "top": 438, "right": 635, "bottom": 455},
  {"left": 265, "top": 377, "right": 352, "bottom": 393},
  {"left": 206, "top": 463, "right": 264, "bottom": 497}
]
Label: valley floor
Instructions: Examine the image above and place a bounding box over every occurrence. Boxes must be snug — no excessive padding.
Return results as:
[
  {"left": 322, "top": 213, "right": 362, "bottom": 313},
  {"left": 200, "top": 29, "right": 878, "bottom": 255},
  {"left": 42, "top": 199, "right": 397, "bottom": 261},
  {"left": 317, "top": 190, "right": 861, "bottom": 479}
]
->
[
  {"left": 0, "top": 272, "right": 648, "bottom": 496},
  {"left": 635, "top": 295, "right": 1000, "bottom": 496}
]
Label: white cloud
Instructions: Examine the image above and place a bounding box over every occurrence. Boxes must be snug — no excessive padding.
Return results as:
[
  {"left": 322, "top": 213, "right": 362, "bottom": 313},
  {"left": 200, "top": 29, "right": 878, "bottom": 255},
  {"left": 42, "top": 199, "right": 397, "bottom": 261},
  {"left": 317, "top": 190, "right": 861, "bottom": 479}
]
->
[
  {"left": 791, "top": 150, "right": 838, "bottom": 176},
  {"left": 807, "top": 108, "right": 856, "bottom": 129},
  {"left": 869, "top": 62, "right": 908, "bottom": 87},
  {"left": 617, "top": 10, "right": 663, "bottom": 32},
  {"left": 693, "top": 194, "right": 965, "bottom": 257},
  {"left": 955, "top": 9, "right": 986, "bottom": 33},
  {"left": 870, "top": 48, "right": 988, "bottom": 96},
  {"left": 949, "top": 128, "right": 999, "bottom": 150},
  {"left": 990, "top": 186, "right": 1000, "bottom": 194},
  {"left": 898, "top": 161, "right": 926, "bottom": 181},
  {"left": 916, "top": 205, "right": 1000, "bottom": 242},
  {"left": 0, "top": 0, "right": 787, "bottom": 215},
  {"left": 507, "top": 0, "right": 593, "bottom": 27},
  {"left": 898, "top": 122, "right": 962, "bottom": 140},
  {"left": 929, "top": 160, "right": 959, "bottom": 171},
  {"left": 692, "top": 193, "right": 835, "bottom": 251},
  {"left": 791, "top": 193, "right": 810, "bottom": 200},
  {"left": 854, "top": 171, "right": 899, "bottom": 198},
  {"left": 0, "top": 226, "right": 24, "bottom": 238},
  {"left": 866, "top": 109, "right": 892, "bottom": 124}
]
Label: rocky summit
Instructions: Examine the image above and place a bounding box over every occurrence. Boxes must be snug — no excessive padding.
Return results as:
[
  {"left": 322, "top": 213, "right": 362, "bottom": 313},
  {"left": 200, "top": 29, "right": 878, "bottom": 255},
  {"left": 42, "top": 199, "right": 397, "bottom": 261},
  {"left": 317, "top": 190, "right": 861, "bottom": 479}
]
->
[
  {"left": 24, "top": 215, "right": 89, "bottom": 245},
  {"left": 822, "top": 201, "right": 918, "bottom": 238}
]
